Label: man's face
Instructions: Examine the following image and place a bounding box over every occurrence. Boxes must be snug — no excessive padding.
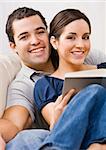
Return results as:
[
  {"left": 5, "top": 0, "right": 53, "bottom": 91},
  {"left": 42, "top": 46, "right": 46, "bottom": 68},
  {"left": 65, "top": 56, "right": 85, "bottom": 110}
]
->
[{"left": 10, "top": 15, "right": 50, "bottom": 69}]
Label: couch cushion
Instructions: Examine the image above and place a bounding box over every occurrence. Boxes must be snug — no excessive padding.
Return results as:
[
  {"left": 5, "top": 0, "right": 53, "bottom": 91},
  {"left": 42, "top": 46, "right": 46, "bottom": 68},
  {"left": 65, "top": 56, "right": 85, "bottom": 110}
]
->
[{"left": 0, "top": 52, "right": 21, "bottom": 117}]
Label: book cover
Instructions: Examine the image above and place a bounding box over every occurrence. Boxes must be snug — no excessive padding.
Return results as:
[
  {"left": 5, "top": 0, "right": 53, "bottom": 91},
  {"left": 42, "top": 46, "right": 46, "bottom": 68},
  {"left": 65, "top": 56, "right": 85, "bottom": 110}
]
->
[{"left": 62, "top": 69, "right": 106, "bottom": 97}]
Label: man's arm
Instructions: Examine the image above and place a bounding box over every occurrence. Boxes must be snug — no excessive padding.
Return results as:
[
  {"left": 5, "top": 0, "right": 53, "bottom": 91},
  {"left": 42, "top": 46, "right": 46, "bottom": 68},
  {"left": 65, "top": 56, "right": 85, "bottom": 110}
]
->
[{"left": 0, "top": 105, "right": 32, "bottom": 142}]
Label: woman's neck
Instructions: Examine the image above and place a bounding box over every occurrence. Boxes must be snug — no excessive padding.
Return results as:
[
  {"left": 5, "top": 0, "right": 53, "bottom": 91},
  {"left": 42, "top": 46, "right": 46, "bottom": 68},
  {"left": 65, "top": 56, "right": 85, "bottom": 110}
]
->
[{"left": 52, "top": 63, "right": 96, "bottom": 79}]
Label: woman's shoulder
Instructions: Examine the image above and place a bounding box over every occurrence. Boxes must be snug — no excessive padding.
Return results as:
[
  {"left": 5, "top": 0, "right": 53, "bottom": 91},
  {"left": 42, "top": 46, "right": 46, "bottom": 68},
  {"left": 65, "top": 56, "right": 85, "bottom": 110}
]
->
[
  {"left": 35, "top": 75, "right": 63, "bottom": 88},
  {"left": 84, "top": 62, "right": 106, "bottom": 70},
  {"left": 83, "top": 64, "right": 96, "bottom": 70}
]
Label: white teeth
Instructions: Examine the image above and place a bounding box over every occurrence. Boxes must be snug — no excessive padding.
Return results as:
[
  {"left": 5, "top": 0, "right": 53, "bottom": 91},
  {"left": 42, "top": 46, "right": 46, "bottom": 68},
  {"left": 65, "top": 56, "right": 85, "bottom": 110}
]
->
[
  {"left": 30, "top": 48, "right": 44, "bottom": 53},
  {"left": 72, "top": 51, "right": 84, "bottom": 55}
]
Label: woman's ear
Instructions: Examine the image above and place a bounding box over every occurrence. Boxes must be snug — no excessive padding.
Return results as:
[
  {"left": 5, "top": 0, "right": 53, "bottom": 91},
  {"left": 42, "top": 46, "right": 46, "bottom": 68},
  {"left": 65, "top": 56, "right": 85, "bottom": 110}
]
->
[{"left": 50, "top": 36, "right": 58, "bottom": 50}]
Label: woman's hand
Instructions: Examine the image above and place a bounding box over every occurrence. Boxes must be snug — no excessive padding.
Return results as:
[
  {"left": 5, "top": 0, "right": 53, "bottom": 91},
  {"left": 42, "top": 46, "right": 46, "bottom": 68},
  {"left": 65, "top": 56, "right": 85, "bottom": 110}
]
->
[
  {"left": 50, "top": 89, "right": 76, "bottom": 129},
  {"left": 87, "top": 143, "right": 106, "bottom": 150}
]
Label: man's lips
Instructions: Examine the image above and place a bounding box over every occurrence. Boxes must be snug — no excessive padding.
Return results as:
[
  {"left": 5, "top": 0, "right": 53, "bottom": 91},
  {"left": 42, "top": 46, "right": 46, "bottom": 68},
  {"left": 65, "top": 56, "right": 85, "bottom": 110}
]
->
[{"left": 29, "top": 47, "right": 45, "bottom": 53}]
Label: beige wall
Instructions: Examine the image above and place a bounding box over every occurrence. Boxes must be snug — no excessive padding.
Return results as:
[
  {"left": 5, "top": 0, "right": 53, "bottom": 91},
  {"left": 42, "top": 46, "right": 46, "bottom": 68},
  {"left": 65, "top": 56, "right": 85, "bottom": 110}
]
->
[{"left": 0, "top": 0, "right": 106, "bottom": 54}]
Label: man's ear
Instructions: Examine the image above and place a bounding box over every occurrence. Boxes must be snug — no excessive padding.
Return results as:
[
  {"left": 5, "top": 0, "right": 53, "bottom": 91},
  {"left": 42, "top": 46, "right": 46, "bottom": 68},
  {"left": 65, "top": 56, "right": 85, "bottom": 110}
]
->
[
  {"left": 9, "top": 42, "right": 18, "bottom": 53},
  {"left": 50, "top": 36, "right": 58, "bottom": 50}
]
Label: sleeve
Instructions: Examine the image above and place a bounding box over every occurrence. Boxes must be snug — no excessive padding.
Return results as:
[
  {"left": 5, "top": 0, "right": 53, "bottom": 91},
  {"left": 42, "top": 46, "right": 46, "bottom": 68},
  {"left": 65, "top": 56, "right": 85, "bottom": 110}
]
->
[
  {"left": 97, "top": 62, "right": 106, "bottom": 69},
  {"left": 6, "top": 79, "right": 35, "bottom": 122},
  {"left": 34, "top": 77, "right": 58, "bottom": 112}
]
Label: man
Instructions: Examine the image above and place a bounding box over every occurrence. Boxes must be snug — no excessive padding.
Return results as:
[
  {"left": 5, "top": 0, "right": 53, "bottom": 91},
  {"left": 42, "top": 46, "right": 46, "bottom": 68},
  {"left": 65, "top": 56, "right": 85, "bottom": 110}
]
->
[
  {"left": 1, "top": 6, "right": 73, "bottom": 149},
  {"left": 0, "top": 7, "right": 106, "bottom": 150},
  {"left": 0, "top": 6, "right": 55, "bottom": 148}
]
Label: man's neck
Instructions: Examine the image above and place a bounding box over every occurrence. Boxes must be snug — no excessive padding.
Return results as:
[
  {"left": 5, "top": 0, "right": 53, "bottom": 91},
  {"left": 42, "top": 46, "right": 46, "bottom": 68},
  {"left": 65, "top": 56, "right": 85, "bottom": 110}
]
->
[
  {"left": 24, "top": 60, "right": 55, "bottom": 74},
  {"left": 41, "top": 60, "right": 55, "bottom": 74}
]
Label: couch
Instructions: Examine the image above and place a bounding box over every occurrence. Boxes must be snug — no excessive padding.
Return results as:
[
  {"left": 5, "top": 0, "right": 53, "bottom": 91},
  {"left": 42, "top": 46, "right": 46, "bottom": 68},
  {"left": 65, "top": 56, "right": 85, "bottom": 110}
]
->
[
  {"left": 0, "top": 49, "right": 106, "bottom": 118},
  {"left": 0, "top": 52, "right": 21, "bottom": 117}
]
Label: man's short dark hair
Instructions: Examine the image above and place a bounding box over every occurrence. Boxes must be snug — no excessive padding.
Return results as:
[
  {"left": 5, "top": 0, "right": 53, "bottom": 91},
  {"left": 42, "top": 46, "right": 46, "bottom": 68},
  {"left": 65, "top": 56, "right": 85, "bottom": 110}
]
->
[{"left": 6, "top": 7, "right": 47, "bottom": 43}]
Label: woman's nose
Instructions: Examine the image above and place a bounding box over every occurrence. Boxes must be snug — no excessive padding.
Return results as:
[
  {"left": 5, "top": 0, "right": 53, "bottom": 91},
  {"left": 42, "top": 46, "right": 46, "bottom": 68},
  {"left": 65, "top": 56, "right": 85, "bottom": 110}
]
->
[{"left": 75, "top": 39, "right": 84, "bottom": 48}]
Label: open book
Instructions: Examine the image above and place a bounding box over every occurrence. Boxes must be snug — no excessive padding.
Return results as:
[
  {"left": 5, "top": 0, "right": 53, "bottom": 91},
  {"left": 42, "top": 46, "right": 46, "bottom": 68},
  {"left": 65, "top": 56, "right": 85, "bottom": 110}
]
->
[{"left": 62, "top": 69, "right": 106, "bottom": 97}]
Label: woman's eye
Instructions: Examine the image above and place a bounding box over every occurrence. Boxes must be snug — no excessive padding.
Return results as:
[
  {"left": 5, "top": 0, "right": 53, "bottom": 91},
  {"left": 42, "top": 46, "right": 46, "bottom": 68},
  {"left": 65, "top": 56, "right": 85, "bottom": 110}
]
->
[{"left": 67, "top": 36, "right": 75, "bottom": 40}]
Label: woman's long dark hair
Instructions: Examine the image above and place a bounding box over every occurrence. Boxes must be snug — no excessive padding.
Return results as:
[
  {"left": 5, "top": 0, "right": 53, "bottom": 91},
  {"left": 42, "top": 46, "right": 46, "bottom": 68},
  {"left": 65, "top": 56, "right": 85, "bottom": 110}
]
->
[{"left": 49, "top": 9, "right": 91, "bottom": 70}]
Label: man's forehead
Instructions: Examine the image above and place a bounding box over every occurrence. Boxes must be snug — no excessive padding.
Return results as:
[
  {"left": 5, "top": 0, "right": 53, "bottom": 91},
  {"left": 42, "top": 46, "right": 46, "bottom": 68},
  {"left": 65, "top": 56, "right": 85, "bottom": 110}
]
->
[
  {"left": 12, "top": 15, "right": 46, "bottom": 35},
  {"left": 13, "top": 15, "right": 45, "bottom": 27}
]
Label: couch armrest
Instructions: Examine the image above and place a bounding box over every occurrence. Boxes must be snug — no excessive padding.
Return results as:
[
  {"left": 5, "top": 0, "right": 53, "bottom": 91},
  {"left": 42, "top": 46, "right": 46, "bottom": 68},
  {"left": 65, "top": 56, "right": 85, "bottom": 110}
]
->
[{"left": 0, "top": 52, "right": 21, "bottom": 117}]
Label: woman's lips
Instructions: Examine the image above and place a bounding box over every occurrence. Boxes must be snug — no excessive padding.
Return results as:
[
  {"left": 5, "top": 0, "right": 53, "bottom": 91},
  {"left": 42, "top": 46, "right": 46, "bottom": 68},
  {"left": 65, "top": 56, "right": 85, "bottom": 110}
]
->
[{"left": 71, "top": 51, "right": 85, "bottom": 59}]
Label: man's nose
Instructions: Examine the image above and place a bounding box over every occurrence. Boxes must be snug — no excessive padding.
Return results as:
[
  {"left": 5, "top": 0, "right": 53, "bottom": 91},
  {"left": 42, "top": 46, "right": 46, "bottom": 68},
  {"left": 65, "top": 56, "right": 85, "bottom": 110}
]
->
[{"left": 30, "top": 35, "right": 40, "bottom": 45}]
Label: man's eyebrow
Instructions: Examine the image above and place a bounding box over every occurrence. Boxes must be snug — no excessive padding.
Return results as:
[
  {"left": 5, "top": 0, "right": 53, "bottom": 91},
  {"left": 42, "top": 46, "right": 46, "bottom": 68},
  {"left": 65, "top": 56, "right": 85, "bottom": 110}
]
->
[
  {"left": 18, "top": 32, "right": 28, "bottom": 38},
  {"left": 35, "top": 26, "right": 46, "bottom": 31},
  {"left": 17, "top": 27, "right": 46, "bottom": 38}
]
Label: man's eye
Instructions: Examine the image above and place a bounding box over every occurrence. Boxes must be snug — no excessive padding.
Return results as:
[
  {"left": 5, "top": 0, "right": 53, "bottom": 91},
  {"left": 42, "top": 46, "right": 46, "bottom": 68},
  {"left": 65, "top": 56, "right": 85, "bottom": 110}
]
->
[
  {"left": 83, "top": 35, "right": 90, "bottom": 40},
  {"left": 38, "top": 30, "right": 45, "bottom": 34},
  {"left": 19, "top": 36, "right": 28, "bottom": 40}
]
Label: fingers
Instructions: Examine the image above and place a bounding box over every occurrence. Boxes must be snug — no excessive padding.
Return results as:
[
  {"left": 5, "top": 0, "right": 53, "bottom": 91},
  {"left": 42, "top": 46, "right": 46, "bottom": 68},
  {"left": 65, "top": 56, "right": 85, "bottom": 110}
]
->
[
  {"left": 61, "top": 89, "right": 76, "bottom": 107},
  {"left": 54, "top": 95, "right": 63, "bottom": 105},
  {"left": 0, "top": 135, "right": 6, "bottom": 150},
  {"left": 55, "top": 89, "right": 76, "bottom": 108},
  {"left": 51, "top": 89, "right": 76, "bottom": 129},
  {"left": 87, "top": 143, "right": 106, "bottom": 150}
]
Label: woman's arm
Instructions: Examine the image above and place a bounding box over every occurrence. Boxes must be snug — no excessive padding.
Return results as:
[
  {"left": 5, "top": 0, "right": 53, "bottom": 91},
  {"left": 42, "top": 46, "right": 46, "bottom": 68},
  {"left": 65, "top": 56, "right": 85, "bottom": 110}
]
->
[{"left": 41, "top": 89, "right": 76, "bottom": 130}]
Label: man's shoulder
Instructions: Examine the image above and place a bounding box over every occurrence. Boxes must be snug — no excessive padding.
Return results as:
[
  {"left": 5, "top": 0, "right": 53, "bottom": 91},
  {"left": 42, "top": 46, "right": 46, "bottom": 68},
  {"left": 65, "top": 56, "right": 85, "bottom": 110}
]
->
[
  {"left": 8, "top": 64, "right": 46, "bottom": 91},
  {"left": 9, "top": 66, "right": 34, "bottom": 89},
  {"left": 7, "top": 66, "right": 34, "bottom": 101}
]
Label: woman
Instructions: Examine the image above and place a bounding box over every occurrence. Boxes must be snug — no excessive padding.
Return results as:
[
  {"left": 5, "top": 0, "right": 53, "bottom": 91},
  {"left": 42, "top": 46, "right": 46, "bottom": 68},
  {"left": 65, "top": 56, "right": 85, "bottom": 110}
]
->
[{"left": 34, "top": 9, "right": 106, "bottom": 150}]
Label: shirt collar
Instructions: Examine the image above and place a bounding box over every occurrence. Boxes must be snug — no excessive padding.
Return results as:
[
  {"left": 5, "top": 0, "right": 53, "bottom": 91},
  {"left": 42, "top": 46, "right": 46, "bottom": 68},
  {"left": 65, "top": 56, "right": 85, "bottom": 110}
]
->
[
  {"left": 21, "top": 64, "right": 50, "bottom": 82},
  {"left": 22, "top": 63, "right": 46, "bottom": 75}
]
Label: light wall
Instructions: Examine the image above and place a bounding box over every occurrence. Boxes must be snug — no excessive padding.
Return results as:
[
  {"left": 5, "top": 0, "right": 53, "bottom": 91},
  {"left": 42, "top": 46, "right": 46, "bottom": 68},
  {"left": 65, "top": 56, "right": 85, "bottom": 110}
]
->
[{"left": 0, "top": 0, "right": 106, "bottom": 54}]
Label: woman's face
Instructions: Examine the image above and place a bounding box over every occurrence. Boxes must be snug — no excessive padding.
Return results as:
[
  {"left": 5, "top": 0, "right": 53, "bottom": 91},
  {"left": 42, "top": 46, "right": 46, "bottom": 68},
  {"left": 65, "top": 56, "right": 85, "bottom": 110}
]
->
[{"left": 53, "top": 19, "right": 91, "bottom": 67}]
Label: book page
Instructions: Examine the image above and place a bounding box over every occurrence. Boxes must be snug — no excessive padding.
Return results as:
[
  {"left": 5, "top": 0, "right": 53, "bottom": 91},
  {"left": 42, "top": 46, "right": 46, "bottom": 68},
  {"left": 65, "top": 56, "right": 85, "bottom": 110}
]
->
[{"left": 65, "top": 69, "right": 106, "bottom": 78}]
